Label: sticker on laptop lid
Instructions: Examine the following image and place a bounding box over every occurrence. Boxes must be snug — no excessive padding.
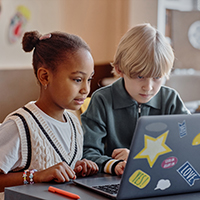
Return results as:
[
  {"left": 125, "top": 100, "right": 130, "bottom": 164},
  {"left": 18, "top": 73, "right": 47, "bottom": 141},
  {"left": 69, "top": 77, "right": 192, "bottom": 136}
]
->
[
  {"left": 129, "top": 169, "right": 150, "bottom": 189},
  {"left": 177, "top": 161, "right": 200, "bottom": 186},
  {"left": 192, "top": 133, "right": 200, "bottom": 146},
  {"left": 145, "top": 122, "right": 167, "bottom": 132},
  {"left": 161, "top": 156, "right": 178, "bottom": 169},
  {"left": 178, "top": 120, "right": 187, "bottom": 138},
  {"left": 154, "top": 179, "right": 171, "bottom": 190},
  {"left": 134, "top": 131, "right": 172, "bottom": 168}
]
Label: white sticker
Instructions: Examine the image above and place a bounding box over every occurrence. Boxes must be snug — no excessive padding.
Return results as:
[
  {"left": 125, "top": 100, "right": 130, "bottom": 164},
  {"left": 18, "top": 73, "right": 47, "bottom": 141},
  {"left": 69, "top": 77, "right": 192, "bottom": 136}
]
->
[{"left": 154, "top": 179, "right": 171, "bottom": 190}]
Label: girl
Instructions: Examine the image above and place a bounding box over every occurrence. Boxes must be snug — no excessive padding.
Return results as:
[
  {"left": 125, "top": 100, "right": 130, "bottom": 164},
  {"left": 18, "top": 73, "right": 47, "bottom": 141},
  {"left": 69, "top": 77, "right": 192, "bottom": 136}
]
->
[{"left": 0, "top": 31, "right": 98, "bottom": 196}]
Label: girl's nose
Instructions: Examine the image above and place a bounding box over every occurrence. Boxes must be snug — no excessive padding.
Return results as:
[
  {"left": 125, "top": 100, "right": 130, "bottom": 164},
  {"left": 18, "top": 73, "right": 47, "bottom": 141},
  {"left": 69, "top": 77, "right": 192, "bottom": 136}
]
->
[{"left": 80, "top": 82, "right": 90, "bottom": 94}]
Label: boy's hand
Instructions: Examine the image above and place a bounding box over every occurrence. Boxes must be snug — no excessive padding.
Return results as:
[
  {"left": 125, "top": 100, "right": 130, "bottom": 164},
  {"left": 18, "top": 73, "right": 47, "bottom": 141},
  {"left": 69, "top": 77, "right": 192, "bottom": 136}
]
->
[
  {"left": 74, "top": 159, "right": 99, "bottom": 177},
  {"left": 112, "top": 148, "right": 130, "bottom": 161},
  {"left": 34, "top": 161, "right": 76, "bottom": 183},
  {"left": 114, "top": 161, "right": 126, "bottom": 176}
]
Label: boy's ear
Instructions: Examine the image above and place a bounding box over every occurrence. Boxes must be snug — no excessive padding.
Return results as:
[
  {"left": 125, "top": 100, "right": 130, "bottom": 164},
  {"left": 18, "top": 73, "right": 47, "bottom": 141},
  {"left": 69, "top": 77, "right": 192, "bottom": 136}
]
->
[
  {"left": 114, "top": 65, "right": 123, "bottom": 77},
  {"left": 37, "top": 67, "right": 50, "bottom": 86}
]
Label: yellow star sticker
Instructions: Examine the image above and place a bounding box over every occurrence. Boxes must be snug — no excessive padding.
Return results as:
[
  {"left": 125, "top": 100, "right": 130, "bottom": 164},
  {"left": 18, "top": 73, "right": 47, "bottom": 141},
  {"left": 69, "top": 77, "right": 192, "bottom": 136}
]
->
[{"left": 134, "top": 131, "right": 172, "bottom": 168}]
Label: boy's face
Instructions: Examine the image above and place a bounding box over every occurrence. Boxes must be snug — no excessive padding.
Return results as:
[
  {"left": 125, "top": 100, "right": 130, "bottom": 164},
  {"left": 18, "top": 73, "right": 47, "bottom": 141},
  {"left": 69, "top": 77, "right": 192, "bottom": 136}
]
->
[{"left": 122, "top": 74, "right": 163, "bottom": 104}]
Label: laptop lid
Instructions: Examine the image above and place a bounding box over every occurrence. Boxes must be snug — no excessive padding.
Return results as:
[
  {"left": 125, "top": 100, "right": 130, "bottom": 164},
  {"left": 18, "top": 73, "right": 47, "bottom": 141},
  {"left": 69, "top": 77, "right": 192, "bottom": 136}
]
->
[
  {"left": 75, "top": 114, "right": 200, "bottom": 199},
  {"left": 118, "top": 113, "right": 200, "bottom": 199}
]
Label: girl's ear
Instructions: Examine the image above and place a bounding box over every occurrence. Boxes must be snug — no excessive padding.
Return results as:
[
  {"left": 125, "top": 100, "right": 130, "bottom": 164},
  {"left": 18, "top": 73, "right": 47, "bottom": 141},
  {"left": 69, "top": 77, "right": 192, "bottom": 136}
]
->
[
  {"left": 37, "top": 67, "right": 50, "bottom": 87},
  {"left": 114, "top": 65, "right": 124, "bottom": 77}
]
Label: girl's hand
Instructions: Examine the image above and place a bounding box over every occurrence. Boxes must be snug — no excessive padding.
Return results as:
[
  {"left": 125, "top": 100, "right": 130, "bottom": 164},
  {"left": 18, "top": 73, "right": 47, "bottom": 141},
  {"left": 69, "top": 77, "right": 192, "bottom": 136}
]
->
[
  {"left": 34, "top": 161, "right": 76, "bottom": 183},
  {"left": 74, "top": 159, "right": 99, "bottom": 177},
  {"left": 112, "top": 148, "right": 130, "bottom": 161},
  {"left": 114, "top": 161, "right": 126, "bottom": 176}
]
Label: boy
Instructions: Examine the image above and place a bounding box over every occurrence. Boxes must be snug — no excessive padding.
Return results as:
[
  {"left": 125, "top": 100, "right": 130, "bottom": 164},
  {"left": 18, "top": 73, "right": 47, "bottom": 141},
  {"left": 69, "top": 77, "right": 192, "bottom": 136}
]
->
[{"left": 82, "top": 23, "right": 190, "bottom": 176}]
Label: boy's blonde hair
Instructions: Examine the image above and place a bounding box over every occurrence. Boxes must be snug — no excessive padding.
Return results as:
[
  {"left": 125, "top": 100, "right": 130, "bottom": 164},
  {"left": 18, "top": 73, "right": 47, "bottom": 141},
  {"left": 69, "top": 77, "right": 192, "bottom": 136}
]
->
[{"left": 111, "top": 23, "right": 174, "bottom": 79}]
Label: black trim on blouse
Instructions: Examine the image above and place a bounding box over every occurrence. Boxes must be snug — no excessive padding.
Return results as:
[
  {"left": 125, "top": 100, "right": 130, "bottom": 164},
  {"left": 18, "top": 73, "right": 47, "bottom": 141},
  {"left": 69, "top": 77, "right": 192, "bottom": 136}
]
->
[
  {"left": 63, "top": 114, "right": 77, "bottom": 166},
  {"left": 12, "top": 113, "right": 32, "bottom": 171}
]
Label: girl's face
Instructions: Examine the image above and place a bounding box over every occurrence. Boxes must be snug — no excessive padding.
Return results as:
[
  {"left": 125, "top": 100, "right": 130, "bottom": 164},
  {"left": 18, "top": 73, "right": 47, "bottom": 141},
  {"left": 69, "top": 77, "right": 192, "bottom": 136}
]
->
[
  {"left": 122, "top": 73, "right": 163, "bottom": 104},
  {"left": 45, "top": 48, "right": 94, "bottom": 112}
]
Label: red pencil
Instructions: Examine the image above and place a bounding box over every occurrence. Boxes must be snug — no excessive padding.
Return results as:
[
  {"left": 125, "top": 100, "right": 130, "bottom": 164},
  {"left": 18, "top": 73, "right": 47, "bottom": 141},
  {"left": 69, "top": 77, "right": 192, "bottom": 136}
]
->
[{"left": 48, "top": 186, "right": 80, "bottom": 199}]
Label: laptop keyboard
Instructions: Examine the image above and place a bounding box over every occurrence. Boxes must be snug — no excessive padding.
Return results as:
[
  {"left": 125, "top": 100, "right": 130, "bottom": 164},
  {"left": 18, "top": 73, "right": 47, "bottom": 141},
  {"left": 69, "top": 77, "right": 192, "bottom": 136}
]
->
[{"left": 93, "top": 183, "right": 120, "bottom": 194}]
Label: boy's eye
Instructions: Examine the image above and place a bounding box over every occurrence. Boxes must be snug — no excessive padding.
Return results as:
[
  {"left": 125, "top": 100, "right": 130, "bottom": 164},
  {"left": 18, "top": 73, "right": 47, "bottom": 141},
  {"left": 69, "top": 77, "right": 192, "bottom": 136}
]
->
[
  {"left": 154, "top": 77, "right": 161, "bottom": 80},
  {"left": 138, "top": 76, "right": 144, "bottom": 79}
]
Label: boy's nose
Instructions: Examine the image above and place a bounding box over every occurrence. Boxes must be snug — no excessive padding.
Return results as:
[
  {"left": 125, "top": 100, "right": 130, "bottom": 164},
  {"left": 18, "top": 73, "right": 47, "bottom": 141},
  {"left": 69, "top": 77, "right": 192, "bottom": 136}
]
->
[{"left": 142, "top": 79, "right": 153, "bottom": 91}]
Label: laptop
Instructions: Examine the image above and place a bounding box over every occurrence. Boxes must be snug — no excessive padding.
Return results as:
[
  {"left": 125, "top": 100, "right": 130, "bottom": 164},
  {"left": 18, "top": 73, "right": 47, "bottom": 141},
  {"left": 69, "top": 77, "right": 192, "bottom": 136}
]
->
[{"left": 74, "top": 114, "right": 200, "bottom": 199}]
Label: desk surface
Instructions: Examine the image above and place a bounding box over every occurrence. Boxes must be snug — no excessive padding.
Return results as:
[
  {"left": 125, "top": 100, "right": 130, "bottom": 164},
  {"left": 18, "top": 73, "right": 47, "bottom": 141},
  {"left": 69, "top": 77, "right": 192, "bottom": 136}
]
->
[
  {"left": 4, "top": 176, "right": 200, "bottom": 200},
  {"left": 5, "top": 181, "right": 109, "bottom": 200}
]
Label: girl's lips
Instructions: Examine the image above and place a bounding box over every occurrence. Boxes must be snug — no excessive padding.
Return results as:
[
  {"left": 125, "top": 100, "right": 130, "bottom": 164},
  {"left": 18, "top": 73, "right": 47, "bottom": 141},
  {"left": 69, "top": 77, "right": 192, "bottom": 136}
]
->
[{"left": 74, "top": 98, "right": 85, "bottom": 105}]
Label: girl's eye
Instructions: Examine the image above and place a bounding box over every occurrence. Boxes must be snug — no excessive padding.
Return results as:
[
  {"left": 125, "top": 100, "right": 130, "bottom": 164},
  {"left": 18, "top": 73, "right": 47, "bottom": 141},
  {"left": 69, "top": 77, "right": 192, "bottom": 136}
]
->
[
  {"left": 74, "top": 78, "right": 82, "bottom": 83},
  {"left": 88, "top": 77, "right": 93, "bottom": 82},
  {"left": 154, "top": 77, "right": 161, "bottom": 80},
  {"left": 138, "top": 76, "right": 144, "bottom": 79}
]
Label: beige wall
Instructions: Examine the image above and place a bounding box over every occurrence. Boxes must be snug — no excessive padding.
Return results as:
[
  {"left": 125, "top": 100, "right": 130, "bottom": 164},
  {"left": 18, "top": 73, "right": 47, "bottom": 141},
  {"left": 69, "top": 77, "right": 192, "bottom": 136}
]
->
[
  {"left": 0, "top": 0, "right": 158, "bottom": 68},
  {"left": 60, "top": 0, "right": 129, "bottom": 64},
  {"left": 0, "top": 0, "right": 64, "bottom": 69},
  {"left": 129, "top": 0, "right": 158, "bottom": 28},
  {"left": 172, "top": 10, "right": 200, "bottom": 70},
  {"left": 0, "top": 0, "right": 130, "bottom": 68},
  {"left": 0, "top": 69, "right": 39, "bottom": 122}
]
